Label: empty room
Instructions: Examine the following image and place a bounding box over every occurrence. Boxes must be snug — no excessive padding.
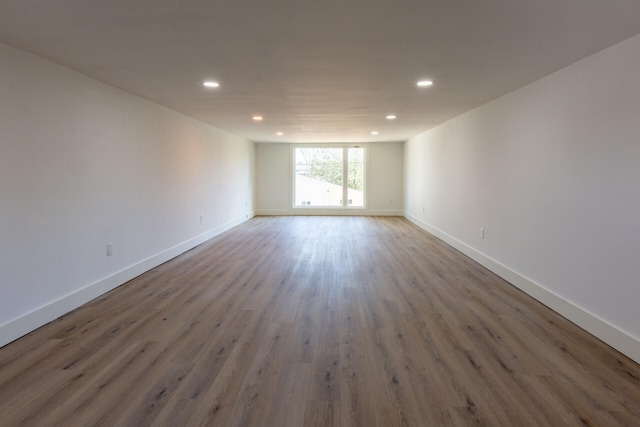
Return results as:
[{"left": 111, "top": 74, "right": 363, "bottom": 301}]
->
[{"left": 1, "top": 1, "right": 639, "bottom": 426}]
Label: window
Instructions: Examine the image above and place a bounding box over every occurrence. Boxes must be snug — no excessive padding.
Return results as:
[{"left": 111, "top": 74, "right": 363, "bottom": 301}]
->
[{"left": 294, "top": 145, "right": 366, "bottom": 208}]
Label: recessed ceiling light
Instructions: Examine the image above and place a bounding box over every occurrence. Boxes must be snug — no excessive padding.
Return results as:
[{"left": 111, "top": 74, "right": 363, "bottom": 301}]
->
[
  {"left": 252, "top": 115, "right": 263, "bottom": 121},
  {"left": 386, "top": 115, "right": 397, "bottom": 120},
  {"left": 203, "top": 81, "right": 220, "bottom": 88},
  {"left": 371, "top": 131, "right": 379, "bottom": 135},
  {"left": 417, "top": 80, "right": 433, "bottom": 87},
  {"left": 276, "top": 131, "right": 284, "bottom": 136}
]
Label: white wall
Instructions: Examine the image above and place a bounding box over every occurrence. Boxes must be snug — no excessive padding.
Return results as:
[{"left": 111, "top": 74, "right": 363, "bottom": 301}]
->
[
  {"left": 0, "top": 42, "right": 255, "bottom": 347},
  {"left": 256, "top": 142, "right": 403, "bottom": 215},
  {"left": 255, "top": 143, "right": 292, "bottom": 213},
  {"left": 404, "top": 34, "right": 640, "bottom": 363},
  {"left": 368, "top": 141, "right": 404, "bottom": 212}
]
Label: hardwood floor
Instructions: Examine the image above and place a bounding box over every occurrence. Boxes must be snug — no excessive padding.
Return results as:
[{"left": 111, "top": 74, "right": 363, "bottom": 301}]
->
[{"left": 1, "top": 216, "right": 639, "bottom": 426}]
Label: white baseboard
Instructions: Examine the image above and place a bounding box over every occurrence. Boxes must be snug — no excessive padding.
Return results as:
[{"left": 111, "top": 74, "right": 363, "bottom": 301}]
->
[
  {"left": 0, "top": 215, "right": 248, "bottom": 348},
  {"left": 404, "top": 213, "right": 640, "bottom": 364},
  {"left": 255, "top": 209, "right": 403, "bottom": 216}
]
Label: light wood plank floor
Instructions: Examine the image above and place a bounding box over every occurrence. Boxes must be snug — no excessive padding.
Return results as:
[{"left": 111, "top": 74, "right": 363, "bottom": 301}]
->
[{"left": 1, "top": 216, "right": 639, "bottom": 426}]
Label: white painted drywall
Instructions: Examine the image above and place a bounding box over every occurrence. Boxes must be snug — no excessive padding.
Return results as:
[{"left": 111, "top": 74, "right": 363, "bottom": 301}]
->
[
  {"left": 255, "top": 143, "right": 292, "bottom": 212},
  {"left": 0, "top": 42, "right": 255, "bottom": 346},
  {"left": 368, "top": 141, "right": 404, "bottom": 213},
  {"left": 255, "top": 142, "right": 404, "bottom": 215},
  {"left": 404, "top": 34, "right": 640, "bottom": 362}
]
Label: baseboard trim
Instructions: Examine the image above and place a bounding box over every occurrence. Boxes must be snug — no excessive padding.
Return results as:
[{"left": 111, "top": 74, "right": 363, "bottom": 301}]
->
[
  {"left": 404, "top": 213, "right": 640, "bottom": 364},
  {"left": 0, "top": 215, "right": 248, "bottom": 348},
  {"left": 255, "top": 209, "right": 403, "bottom": 216}
]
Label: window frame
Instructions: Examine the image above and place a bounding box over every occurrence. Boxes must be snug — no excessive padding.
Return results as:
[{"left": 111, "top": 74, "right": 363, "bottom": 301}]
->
[{"left": 291, "top": 144, "right": 368, "bottom": 210}]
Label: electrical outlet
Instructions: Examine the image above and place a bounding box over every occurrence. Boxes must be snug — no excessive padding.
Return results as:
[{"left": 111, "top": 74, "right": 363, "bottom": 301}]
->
[
  {"left": 106, "top": 243, "right": 113, "bottom": 256},
  {"left": 200, "top": 214, "right": 204, "bottom": 224},
  {"left": 480, "top": 228, "right": 485, "bottom": 239}
]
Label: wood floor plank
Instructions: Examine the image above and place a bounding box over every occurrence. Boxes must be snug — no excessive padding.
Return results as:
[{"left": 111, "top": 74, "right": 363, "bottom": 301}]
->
[{"left": 1, "top": 216, "right": 639, "bottom": 426}]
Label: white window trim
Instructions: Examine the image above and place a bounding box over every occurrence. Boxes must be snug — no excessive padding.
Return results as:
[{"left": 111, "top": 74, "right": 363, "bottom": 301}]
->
[{"left": 291, "top": 144, "right": 368, "bottom": 210}]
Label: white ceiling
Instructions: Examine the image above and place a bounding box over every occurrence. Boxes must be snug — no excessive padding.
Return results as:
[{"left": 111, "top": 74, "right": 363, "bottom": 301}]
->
[{"left": 1, "top": 1, "right": 640, "bottom": 143}]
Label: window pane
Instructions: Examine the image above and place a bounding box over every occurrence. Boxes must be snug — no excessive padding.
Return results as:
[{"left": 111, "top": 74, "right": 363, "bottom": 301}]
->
[
  {"left": 295, "top": 148, "right": 343, "bottom": 207},
  {"left": 347, "top": 148, "right": 364, "bottom": 207}
]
